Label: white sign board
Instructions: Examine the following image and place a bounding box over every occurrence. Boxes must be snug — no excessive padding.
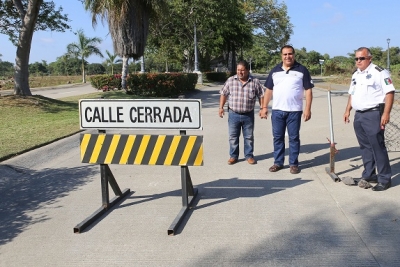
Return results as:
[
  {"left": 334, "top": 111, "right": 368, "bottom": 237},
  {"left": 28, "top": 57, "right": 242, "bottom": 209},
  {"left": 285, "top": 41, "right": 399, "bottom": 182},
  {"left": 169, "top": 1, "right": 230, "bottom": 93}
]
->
[{"left": 79, "top": 99, "right": 202, "bottom": 130}]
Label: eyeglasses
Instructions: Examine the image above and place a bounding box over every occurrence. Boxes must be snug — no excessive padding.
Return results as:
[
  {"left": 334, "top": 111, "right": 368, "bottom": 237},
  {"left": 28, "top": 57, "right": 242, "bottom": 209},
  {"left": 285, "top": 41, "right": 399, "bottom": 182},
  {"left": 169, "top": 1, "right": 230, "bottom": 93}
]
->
[
  {"left": 282, "top": 53, "right": 293, "bottom": 56},
  {"left": 354, "top": 57, "right": 370, "bottom": 61}
]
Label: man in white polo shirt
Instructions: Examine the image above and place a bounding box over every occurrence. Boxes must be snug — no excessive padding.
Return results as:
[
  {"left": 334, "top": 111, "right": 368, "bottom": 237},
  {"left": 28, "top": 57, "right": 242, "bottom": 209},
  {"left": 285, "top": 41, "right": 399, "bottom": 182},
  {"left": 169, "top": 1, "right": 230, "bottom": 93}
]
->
[{"left": 261, "top": 45, "right": 314, "bottom": 174}]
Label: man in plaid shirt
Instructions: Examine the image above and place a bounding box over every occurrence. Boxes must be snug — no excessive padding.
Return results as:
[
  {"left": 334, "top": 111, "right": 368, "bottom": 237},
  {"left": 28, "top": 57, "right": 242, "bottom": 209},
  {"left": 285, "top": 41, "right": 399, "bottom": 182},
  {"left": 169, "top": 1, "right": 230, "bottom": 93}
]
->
[{"left": 219, "top": 60, "right": 265, "bottom": 165}]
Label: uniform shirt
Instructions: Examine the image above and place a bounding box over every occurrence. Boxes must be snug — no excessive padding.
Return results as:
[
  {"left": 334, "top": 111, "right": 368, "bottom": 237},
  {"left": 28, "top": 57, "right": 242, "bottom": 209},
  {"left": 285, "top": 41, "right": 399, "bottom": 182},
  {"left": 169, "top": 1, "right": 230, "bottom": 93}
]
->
[
  {"left": 220, "top": 75, "right": 264, "bottom": 113},
  {"left": 264, "top": 61, "right": 314, "bottom": 112},
  {"left": 349, "top": 62, "right": 395, "bottom": 111}
]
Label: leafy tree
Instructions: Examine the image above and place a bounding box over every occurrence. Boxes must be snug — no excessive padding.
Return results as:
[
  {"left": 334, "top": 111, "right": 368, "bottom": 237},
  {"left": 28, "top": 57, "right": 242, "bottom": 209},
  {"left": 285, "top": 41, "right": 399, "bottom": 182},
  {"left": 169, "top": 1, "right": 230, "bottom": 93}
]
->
[
  {"left": 29, "top": 60, "right": 48, "bottom": 76},
  {"left": 0, "top": 60, "right": 14, "bottom": 77},
  {"left": 66, "top": 28, "right": 103, "bottom": 83},
  {"left": 148, "top": 0, "right": 253, "bottom": 73},
  {"left": 307, "top": 50, "right": 323, "bottom": 65},
  {"left": 87, "top": 63, "right": 106, "bottom": 75},
  {"left": 243, "top": 0, "right": 292, "bottom": 52},
  {"left": 0, "top": 0, "right": 70, "bottom": 95},
  {"left": 48, "top": 55, "right": 82, "bottom": 76}
]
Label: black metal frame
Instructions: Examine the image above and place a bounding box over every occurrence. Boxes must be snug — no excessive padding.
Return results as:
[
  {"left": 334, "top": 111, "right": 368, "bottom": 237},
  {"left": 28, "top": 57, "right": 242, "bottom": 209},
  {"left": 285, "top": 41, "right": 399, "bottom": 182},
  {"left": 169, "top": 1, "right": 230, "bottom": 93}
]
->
[
  {"left": 73, "top": 164, "right": 130, "bottom": 233},
  {"left": 167, "top": 165, "right": 198, "bottom": 235},
  {"left": 74, "top": 129, "right": 199, "bottom": 235}
]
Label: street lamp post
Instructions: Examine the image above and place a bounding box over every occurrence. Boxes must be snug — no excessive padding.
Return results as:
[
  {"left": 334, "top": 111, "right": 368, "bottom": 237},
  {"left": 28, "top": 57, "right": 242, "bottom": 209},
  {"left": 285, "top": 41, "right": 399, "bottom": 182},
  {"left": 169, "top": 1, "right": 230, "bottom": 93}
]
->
[
  {"left": 193, "top": 23, "right": 202, "bottom": 84},
  {"left": 249, "top": 57, "right": 252, "bottom": 73},
  {"left": 319, "top": 59, "right": 325, "bottom": 76},
  {"left": 387, "top": 38, "right": 390, "bottom": 71}
]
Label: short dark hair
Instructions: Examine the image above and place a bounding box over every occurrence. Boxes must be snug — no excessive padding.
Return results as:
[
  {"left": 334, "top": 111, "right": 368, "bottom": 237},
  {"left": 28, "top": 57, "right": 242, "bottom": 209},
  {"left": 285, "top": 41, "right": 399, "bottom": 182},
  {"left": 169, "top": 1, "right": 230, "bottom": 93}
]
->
[
  {"left": 281, "top": 45, "right": 295, "bottom": 54},
  {"left": 237, "top": 60, "right": 249, "bottom": 70},
  {"left": 356, "top": 47, "right": 372, "bottom": 56}
]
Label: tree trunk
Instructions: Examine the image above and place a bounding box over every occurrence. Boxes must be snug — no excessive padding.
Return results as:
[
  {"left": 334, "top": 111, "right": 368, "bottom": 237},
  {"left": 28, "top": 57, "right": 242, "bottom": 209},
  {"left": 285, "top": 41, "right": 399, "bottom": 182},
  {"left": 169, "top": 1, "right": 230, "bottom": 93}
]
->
[
  {"left": 121, "top": 56, "right": 129, "bottom": 89},
  {"left": 13, "top": 0, "right": 44, "bottom": 96},
  {"left": 81, "top": 58, "right": 86, "bottom": 83}
]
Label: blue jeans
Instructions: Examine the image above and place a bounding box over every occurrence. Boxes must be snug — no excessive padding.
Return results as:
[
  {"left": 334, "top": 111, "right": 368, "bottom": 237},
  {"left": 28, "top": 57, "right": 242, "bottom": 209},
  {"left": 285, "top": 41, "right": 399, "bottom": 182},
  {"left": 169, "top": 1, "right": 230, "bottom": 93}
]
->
[
  {"left": 271, "top": 110, "right": 302, "bottom": 166},
  {"left": 228, "top": 110, "right": 255, "bottom": 159}
]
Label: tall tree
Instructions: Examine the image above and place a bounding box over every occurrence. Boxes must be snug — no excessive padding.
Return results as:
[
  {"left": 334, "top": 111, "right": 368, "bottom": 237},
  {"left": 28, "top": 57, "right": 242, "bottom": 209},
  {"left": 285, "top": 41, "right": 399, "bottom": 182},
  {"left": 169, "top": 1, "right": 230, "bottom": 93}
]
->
[
  {"left": 104, "top": 49, "right": 120, "bottom": 75},
  {"left": 243, "top": 0, "right": 292, "bottom": 51},
  {"left": 66, "top": 29, "right": 103, "bottom": 83},
  {"left": 148, "top": 0, "right": 252, "bottom": 72},
  {"left": 0, "top": 0, "right": 70, "bottom": 95},
  {"left": 84, "top": 0, "right": 167, "bottom": 89}
]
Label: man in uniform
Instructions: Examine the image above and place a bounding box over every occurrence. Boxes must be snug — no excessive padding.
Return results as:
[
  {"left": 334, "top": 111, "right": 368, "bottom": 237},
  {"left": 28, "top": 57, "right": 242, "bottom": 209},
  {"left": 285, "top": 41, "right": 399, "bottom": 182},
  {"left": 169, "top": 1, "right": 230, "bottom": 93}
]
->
[{"left": 343, "top": 47, "right": 395, "bottom": 191}]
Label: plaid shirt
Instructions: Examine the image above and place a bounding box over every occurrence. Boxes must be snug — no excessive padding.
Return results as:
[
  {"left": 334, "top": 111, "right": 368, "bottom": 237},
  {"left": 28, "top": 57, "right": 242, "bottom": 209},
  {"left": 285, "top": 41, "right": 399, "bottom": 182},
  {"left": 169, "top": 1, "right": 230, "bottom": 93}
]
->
[{"left": 220, "top": 75, "right": 264, "bottom": 113}]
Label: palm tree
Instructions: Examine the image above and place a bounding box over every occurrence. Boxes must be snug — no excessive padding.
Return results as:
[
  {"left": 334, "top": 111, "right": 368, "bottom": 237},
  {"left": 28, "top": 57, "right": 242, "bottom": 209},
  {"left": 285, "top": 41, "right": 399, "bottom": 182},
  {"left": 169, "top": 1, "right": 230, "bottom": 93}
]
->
[
  {"left": 105, "top": 50, "right": 121, "bottom": 75},
  {"left": 66, "top": 29, "right": 103, "bottom": 83},
  {"left": 84, "top": 0, "right": 167, "bottom": 88}
]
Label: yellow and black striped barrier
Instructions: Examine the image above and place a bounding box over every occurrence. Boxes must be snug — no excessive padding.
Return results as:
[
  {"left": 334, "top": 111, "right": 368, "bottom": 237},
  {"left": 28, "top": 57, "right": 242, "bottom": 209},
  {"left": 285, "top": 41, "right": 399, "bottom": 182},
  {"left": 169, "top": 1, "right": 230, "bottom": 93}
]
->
[{"left": 80, "top": 133, "right": 203, "bottom": 166}]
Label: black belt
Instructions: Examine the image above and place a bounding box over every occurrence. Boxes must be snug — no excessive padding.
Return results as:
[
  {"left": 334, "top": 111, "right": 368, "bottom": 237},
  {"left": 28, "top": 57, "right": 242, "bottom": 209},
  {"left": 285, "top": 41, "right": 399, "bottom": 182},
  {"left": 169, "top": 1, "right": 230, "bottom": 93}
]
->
[
  {"left": 356, "top": 107, "right": 379, "bottom": 113},
  {"left": 229, "top": 108, "right": 253, "bottom": 115}
]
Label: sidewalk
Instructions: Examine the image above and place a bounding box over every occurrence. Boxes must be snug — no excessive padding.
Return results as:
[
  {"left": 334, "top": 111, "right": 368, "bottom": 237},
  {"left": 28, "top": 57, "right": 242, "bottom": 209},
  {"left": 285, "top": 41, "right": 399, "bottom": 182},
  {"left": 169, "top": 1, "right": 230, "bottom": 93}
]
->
[{"left": 0, "top": 83, "right": 399, "bottom": 266}]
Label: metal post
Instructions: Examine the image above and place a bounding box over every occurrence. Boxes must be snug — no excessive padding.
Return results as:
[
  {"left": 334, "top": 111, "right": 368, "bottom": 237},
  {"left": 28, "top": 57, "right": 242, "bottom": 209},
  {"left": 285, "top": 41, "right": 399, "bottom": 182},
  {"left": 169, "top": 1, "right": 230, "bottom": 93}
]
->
[
  {"left": 325, "top": 90, "right": 340, "bottom": 182},
  {"left": 194, "top": 24, "right": 199, "bottom": 72},
  {"left": 249, "top": 58, "right": 252, "bottom": 73},
  {"left": 319, "top": 59, "right": 324, "bottom": 76},
  {"left": 193, "top": 23, "right": 202, "bottom": 84},
  {"left": 387, "top": 38, "right": 390, "bottom": 71}
]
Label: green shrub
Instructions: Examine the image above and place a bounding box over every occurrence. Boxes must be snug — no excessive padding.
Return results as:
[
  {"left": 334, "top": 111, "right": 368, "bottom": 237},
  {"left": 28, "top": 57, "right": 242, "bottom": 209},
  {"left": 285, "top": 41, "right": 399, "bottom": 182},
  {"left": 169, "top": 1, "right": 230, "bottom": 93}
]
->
[
  {"left": 204, "top": 72, "right": 229, "bottom": 82},
  {"left": 126, "top": 73, "right": 197, "bottom": 97},
  {"left": 90, "top": 74, "right": 122, "bottom": 91}
]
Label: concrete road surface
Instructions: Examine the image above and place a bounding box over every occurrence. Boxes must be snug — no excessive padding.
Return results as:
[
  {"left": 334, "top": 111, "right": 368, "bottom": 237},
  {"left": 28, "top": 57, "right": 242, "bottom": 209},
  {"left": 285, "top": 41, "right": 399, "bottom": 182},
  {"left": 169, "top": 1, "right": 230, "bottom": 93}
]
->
[{"left": 1, "top": 82, "right": 400, "bottom": 266}]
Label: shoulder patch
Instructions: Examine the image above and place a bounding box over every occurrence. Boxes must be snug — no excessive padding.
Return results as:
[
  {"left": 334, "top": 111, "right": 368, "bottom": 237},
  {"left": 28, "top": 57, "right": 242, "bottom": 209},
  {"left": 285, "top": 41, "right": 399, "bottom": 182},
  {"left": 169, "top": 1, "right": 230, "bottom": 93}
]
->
[{"left": 375, "top": 65, "right": 384, "bottom": 72}]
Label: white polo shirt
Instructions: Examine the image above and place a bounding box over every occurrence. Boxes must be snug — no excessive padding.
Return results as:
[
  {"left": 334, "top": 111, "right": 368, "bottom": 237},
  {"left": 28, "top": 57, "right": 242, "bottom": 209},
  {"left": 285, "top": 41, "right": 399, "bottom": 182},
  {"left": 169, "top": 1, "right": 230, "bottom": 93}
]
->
[
  {"left": 264, "top": 61, "right": 314, "bottom": 111},
  {"left": 349, "top": 63, "right": 395, "bottom": 111}
]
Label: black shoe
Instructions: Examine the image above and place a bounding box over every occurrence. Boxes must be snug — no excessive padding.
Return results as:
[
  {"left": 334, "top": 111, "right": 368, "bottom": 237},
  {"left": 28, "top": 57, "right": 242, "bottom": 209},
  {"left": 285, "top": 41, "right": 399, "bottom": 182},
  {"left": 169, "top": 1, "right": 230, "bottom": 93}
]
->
[
  {"left": 362, "top": 175, "right": 378, "bottom": 183},
  {"left": 371, "top": 181, "right": 391, "bottom": 191}
]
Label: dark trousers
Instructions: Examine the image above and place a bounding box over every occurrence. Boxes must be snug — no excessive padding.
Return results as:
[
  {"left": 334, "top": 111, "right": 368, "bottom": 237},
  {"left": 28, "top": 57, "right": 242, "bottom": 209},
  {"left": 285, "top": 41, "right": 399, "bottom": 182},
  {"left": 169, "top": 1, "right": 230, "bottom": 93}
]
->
[{"left": 353, "top": 110, "right": 391, "bottom": 183}]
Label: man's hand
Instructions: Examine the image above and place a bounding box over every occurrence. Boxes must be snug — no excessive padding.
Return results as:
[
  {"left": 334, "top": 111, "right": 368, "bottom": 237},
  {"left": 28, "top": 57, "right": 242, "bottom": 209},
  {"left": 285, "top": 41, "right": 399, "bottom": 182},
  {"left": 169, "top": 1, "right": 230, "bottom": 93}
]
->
[
  {"left": 260, "top": 107, "right": 268, "bottom": 119},
  {"left": 303, "top": 109, "right": 311, "bottom": 121},
  {"left": 219, "top": 108, "right": 224, "bottom": 118},
  {"left": 343, "top": 111, "right": 350, "bottom": 124}
]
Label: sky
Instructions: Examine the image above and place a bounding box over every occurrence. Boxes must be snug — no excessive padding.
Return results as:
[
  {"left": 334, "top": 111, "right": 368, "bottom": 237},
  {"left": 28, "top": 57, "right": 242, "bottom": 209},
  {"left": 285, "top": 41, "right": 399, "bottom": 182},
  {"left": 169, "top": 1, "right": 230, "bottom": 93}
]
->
[{"left": 0, "top": 0, "right": 399, "bottom": 64}]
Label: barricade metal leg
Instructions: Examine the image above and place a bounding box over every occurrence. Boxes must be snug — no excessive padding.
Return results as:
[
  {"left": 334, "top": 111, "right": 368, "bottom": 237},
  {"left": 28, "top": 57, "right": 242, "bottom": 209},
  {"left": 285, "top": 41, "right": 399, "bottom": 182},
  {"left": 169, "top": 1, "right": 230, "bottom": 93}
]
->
[
  {"left": 326, "top": 90, "right": 340, "bottom": 182},
  {"left": 167, "top": 166, "right": 198, "bottom": 236},
  {"left": 74, "top": 164, "right": 130, "bottom": 233}
]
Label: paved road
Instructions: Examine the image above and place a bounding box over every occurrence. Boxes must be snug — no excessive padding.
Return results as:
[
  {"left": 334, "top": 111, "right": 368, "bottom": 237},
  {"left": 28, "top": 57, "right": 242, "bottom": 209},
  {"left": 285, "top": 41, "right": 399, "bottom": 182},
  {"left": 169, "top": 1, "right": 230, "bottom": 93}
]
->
[
  {"left": 0, "top": 83, "right": 99, "bottom": 99},
  {"left": 1, "top": 81, "right": 400, "bottom": 266}
]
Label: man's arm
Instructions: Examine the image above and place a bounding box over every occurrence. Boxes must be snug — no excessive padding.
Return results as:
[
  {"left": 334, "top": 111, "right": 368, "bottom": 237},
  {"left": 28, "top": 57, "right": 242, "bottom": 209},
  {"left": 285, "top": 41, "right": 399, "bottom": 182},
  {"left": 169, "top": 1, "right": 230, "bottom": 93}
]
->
[
  {"left": 343, "top": 95, "right": 352, "bottom": 123},
  {"left": 219, "top": 95, "right": 227, "bottom": 118},
  {"left": 261, "top": 88, "right": 272, "bottom": 119},
  {"left": 381, "top": 91, "right": 394, "bottom": 128},
  {"left": 303, "top": 88, "right": 313, "bottom": 121}
]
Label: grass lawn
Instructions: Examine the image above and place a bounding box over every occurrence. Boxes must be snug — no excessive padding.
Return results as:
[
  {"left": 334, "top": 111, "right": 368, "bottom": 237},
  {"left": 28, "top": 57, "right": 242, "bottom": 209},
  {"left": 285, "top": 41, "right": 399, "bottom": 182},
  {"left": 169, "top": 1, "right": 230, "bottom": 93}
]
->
[{"left": 0, "top": 91, "right": 135, "bottom": 161}]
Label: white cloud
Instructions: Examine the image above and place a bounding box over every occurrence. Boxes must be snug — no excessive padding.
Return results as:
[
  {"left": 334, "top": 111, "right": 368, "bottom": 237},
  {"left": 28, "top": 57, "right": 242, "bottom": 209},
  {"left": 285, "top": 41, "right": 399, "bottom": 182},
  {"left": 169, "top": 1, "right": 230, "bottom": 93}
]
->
[{"left": 39, "top": 38, "right": 54, "bottom": 44}]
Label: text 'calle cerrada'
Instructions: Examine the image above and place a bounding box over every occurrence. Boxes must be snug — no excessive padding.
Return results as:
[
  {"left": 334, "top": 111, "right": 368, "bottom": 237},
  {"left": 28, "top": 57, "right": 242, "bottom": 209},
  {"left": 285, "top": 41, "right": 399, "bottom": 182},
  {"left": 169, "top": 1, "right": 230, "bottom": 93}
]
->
[{"left": 84, "top": 106, "right": 193, "bottom": 123}]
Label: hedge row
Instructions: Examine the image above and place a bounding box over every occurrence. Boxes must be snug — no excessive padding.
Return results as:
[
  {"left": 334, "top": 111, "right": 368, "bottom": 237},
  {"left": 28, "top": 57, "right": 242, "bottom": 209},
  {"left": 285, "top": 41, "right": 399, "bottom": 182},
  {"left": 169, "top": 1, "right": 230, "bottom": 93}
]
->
[
  {"left": 204, "top": 72, "right": 230, "bottom": 82},
  {"left": 90, "top": 73, "right": 198, "bottom": 97}
]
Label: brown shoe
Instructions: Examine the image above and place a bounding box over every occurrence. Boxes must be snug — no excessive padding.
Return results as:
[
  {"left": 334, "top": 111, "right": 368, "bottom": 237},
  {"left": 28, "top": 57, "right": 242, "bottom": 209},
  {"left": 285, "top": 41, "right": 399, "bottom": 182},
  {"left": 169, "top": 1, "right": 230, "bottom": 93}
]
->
[
  {"left": 290, "top": 165, "right": 300, "bottom": 174},
  {"left": 228, "top": 158, "right": 238, "bottom": 165},
  {"left": 269, "top": 164, "right": 283, "bottom": 172},
  {"left": 247, "top": 158, "right": 257, "bottom": 164}
]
